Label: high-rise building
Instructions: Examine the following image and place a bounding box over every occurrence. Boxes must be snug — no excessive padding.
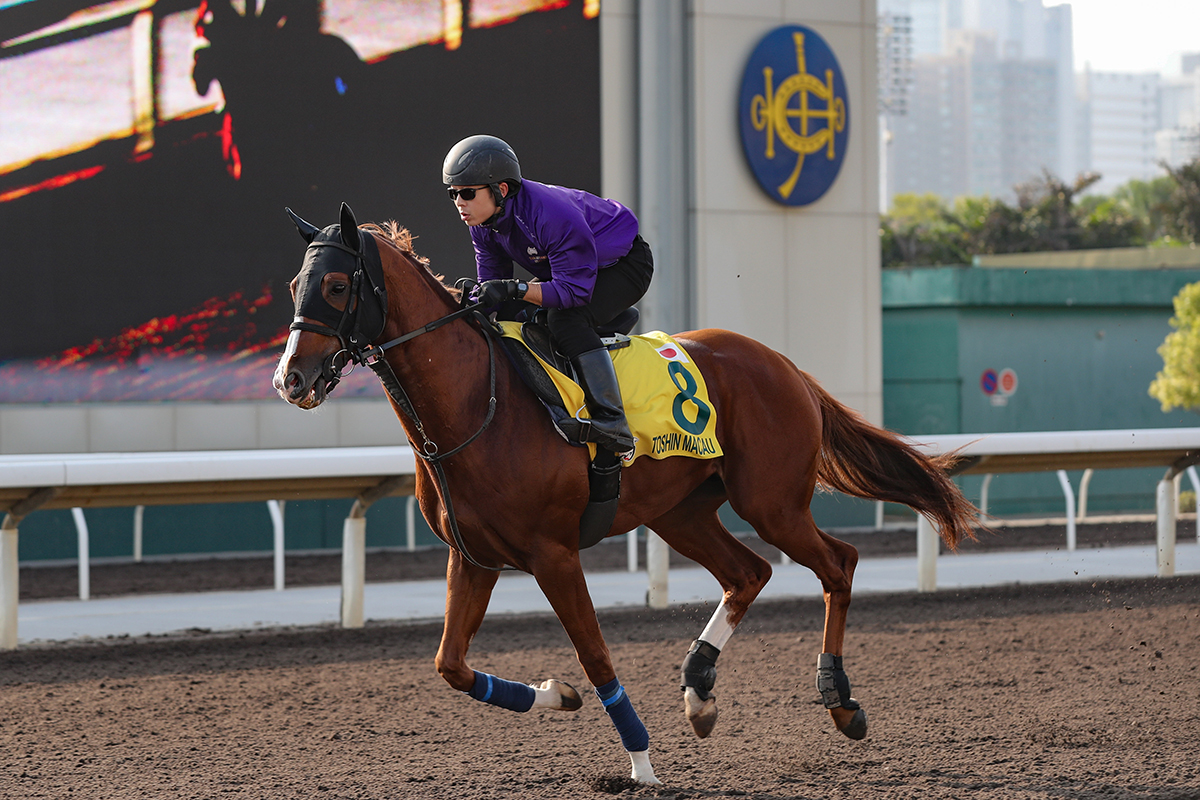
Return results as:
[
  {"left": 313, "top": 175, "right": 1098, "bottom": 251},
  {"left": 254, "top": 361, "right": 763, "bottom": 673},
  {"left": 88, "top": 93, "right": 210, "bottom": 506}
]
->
[
  {"left": 883, "top": 0, "right": 1071, "bottom": 206},
  {"left": 1077, "top": 70, "right": 1161, "bottom": 194},
  {"left": 890, "top": 27, "right": 1058, "bottom": 203},
  {"left": 890, "top": 51, "right": 970, "bottom": 200},
  {"left": 1157, "top": 56, "right": 1200, "bottom": 170}
]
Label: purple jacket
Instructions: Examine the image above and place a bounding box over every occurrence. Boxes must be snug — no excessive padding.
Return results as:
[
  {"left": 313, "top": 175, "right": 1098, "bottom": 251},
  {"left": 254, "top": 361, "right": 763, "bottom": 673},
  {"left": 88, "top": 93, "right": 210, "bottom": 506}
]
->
[{"left": 470, "top": 180, "right": 639, "bottom": 309}]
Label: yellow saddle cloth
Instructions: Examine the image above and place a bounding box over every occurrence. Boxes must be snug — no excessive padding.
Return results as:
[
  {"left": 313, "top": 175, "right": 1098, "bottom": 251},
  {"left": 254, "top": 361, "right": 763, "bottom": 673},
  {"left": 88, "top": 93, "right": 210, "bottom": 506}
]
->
[{"left": 495, "top": 322, "right": 723, "bottom": 465}]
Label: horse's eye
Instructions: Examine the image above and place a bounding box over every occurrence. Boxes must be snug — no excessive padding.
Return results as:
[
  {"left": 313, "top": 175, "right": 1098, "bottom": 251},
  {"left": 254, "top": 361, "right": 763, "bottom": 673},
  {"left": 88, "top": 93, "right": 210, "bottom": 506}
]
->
[{"left": 331, "top": 283, "right": 347, "bottom": 295}]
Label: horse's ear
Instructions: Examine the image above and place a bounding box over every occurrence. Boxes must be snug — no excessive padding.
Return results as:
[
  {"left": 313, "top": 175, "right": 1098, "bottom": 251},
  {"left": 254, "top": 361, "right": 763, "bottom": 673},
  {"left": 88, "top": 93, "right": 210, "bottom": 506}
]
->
[
  {"left": 285, "top": 207, "right": 319, "bottom": 244},
  {"left": 339, "top": 202, "right": 361, "bottom": 251}
]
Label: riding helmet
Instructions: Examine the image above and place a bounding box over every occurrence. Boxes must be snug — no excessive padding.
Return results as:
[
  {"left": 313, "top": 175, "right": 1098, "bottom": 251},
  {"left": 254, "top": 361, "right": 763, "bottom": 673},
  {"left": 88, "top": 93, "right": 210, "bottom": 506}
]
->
[{"left": 442, "top": 135, "right": 522, "bottom": 214}]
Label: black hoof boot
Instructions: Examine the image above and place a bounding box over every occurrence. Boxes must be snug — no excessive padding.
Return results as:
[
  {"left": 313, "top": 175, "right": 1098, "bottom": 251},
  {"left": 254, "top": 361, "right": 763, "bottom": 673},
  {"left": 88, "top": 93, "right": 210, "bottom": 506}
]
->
[{"left": 817, "top": 653, "right": 867, "bottom": 739}]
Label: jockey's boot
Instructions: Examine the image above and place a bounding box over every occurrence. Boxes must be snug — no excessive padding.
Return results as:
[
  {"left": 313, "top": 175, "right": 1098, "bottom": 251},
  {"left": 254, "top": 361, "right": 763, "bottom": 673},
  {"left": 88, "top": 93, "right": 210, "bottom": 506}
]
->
[{"left": 572, "top": 348, "right": 635, "bottom": 455}]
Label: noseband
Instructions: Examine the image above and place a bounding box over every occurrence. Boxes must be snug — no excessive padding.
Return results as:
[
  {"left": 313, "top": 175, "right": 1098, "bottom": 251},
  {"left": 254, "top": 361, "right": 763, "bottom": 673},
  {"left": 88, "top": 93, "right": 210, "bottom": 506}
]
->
[{"left": 291, "top": 226, "right": 505, "bottom": 571}]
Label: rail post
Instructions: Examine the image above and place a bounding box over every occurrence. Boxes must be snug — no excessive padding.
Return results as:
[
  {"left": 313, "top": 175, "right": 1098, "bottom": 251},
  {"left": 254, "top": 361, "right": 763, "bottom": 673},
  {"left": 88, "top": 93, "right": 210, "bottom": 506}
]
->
[
  {"left": 1156, "top": 469, "right": 1180, "bottom": 578},
  {"left": 71, "top": 508, "right": 90, "bottom": 601},
  {"left": 646, "top": 530, "right": 668, "bottom": 609},
  {"left": 1056, "top": 471, "right": 1076, "bottom": 551},
  {"left": 0, "top": 487, "right": 63, "bottom": 649},
  {"left": 267, "top": 500, "right": 286, "bottom": 591},
  {"left": 1, "top": 517, "right": 17, "bottom": 650},
  {"left": 917, "top": 514, "right": 938, "bottom": 592},
  {"left": 342, "top": 476, "right": 410, "bottom": 628}
]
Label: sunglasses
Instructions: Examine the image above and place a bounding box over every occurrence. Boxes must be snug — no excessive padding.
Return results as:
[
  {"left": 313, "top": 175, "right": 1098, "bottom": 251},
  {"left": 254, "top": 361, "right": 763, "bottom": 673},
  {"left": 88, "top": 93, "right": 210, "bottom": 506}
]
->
[{"left": 447, "top": 186, "right": 487, "bottom": 201}]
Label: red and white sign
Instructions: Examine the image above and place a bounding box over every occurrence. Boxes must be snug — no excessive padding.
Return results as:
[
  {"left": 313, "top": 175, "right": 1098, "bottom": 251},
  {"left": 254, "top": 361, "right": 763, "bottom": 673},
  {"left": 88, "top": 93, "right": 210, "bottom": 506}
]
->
[{"left": 998, "top": 368, "right": 1018, "bottom": 396}]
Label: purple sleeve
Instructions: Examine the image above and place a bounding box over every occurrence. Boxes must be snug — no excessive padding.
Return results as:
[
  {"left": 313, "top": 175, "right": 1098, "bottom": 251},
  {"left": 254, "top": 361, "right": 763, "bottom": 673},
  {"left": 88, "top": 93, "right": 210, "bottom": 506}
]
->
[
  {"left": 533, "top": 206, "right": 598, "bottom": 309},
  {"left": 470, "top": 228, "right": 512, "bottom": 282}
]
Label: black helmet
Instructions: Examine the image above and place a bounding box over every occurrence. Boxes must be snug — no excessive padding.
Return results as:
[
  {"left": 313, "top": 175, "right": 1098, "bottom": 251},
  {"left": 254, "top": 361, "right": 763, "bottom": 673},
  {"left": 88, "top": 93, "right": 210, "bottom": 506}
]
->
[{"left": 443, "top": 135, "right": 521, "bottom": 214}]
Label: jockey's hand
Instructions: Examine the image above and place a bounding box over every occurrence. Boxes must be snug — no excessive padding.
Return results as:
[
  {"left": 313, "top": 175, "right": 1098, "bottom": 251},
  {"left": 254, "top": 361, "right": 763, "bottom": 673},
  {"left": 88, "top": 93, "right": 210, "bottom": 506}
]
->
[{"left": 476, "top": 279, "right": 527, "bottom": 307}]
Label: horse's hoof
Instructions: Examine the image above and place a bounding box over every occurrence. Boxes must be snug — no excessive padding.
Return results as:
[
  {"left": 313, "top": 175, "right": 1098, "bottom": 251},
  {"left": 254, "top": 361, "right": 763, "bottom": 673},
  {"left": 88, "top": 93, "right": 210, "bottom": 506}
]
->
[
  {"left": 629, "top": 750, "right": 661, "bottom": 784},
  {"left": 684, "top": 687, "right": 718, "bottom": 738},
  {"left": 830, "top": 705, "right": 868, "bottom": 740},
  {"left": 530, "top": 679, "right": 583, "bottom": 711}
]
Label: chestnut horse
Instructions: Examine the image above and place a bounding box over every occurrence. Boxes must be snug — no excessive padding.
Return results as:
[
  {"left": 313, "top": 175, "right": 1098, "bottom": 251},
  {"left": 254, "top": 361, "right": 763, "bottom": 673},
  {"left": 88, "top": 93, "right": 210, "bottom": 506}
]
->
[{"left": 274, "top": 204, "right": 977, "bottom": 784}]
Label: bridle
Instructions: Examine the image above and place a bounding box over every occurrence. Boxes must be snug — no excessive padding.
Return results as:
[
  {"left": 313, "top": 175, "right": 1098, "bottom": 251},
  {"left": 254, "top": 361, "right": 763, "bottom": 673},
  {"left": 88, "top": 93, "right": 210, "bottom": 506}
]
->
[{"left": 287, "top": 207, "right": 507, "bottom": 571}]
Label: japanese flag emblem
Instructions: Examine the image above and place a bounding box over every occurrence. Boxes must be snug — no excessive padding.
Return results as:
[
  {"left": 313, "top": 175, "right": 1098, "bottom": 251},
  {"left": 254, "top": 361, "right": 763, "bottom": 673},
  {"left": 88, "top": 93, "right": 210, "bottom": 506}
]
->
[{"left": 654, "top": 343, "right": 690, "bottom": 363}]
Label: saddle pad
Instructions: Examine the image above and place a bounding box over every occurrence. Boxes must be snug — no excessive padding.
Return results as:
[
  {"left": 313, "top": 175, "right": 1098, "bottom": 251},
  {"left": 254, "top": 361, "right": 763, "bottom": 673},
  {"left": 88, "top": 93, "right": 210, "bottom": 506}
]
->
[{"left": 495, "top": 322, "right": 723, "bottom": 465}]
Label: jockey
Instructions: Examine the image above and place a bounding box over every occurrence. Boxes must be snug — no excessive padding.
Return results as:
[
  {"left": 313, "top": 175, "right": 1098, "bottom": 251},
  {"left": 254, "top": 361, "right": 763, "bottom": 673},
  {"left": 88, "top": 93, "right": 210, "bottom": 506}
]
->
[{"left": 443, "top": 134, "right": 654, "bottom": 458}]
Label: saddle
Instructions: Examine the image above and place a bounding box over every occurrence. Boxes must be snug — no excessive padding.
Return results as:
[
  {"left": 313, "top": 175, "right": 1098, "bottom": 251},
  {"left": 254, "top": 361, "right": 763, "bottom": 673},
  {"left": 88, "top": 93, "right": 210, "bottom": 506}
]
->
[
  {"left": 491, "top": 306, "right": 639, "bottom": 550},
  {"left": 494, "top": 306, "right": 638, "bottom": 449}
]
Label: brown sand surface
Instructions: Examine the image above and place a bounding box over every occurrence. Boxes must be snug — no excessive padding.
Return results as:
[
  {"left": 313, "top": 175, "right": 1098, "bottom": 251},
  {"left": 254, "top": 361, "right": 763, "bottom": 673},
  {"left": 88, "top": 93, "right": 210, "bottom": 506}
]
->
[{"left": 3, "top": 520, "right": 1198, "bottom": 799}]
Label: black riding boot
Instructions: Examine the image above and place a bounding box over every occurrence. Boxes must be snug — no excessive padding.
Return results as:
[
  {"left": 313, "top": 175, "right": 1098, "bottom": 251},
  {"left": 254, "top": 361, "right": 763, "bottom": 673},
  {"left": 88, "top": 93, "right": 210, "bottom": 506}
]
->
[{"left": 571, "top": 348, "right": 635, "bottom": 454}]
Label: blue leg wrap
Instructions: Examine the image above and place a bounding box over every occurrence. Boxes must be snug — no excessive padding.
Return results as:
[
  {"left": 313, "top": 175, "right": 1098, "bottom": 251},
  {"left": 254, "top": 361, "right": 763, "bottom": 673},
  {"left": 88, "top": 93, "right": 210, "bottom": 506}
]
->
[
  {"left": 595, "top": 677, "right": 649, "bottom": 753},
  {"left": 466, "top": 671, "right": 535, "bottom": 713}
]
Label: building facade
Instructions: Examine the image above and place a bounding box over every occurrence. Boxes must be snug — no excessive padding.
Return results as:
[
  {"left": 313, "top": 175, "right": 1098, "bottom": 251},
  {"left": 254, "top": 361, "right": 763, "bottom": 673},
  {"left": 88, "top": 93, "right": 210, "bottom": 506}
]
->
[{"left": 1077, "top": 70, "right": 1162, "bottom": 195}]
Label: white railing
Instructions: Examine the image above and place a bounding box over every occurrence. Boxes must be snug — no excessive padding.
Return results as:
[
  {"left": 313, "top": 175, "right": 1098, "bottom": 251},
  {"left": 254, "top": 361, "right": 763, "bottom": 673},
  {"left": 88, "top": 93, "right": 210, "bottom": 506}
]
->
[
  {"left": 909, "top": 428, "right": 1200, "bottom": 591},
  {"left": 0, "top": 446, "right": 416, "bottom": 649}
]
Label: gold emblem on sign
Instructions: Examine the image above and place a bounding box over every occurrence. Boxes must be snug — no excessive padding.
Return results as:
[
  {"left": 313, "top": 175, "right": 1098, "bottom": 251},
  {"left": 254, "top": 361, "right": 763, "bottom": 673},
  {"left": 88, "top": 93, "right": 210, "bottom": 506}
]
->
[{"left": 750, "top": 32, "right": 847, "bottom": 200}]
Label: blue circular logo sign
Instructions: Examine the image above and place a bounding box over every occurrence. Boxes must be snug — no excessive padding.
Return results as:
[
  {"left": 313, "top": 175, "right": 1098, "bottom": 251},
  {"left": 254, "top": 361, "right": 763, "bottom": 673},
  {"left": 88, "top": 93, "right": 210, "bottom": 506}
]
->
[{"left": 738, "top": 26, "right": 850, "bottom": 206}]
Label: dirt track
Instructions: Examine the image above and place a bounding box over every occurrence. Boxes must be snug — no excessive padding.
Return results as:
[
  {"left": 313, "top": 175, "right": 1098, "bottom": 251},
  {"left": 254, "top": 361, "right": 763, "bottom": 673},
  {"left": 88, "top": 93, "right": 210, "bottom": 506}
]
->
[{"left": 3, "top": 557, "right": 1199, "bottom": 798}]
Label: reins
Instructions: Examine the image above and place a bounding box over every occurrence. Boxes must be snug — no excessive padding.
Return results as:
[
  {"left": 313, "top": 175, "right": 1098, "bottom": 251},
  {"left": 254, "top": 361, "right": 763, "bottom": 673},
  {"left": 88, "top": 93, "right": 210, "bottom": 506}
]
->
[
  {"left": 363, "top": 313, "right": 506, "bottom": 573},
  {"left": 299, "top": 233, "right": 509, "bottom": 572}
]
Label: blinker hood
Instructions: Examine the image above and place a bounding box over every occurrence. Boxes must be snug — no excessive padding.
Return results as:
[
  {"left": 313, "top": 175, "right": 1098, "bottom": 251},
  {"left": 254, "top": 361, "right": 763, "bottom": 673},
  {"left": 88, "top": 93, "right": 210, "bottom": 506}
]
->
[{"left": 292, "top": 222, "right": 388, "bottom": 349}]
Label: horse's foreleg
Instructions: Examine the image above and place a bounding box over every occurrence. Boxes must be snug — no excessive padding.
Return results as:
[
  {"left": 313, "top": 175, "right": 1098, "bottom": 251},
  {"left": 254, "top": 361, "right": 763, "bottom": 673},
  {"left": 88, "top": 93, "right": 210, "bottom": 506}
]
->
[
  {"left": 436, "top": 549, "right": 583, "bottom": 714},
  {"left": 531, "top": 547, "right": 659, "bottom": 785}
]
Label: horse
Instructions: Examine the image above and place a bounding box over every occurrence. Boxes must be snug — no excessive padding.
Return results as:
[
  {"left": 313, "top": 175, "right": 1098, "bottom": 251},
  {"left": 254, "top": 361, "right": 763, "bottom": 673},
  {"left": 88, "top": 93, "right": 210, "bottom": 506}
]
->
[{"left": 273, "top": 203, "right": 978, "bottom": 784}]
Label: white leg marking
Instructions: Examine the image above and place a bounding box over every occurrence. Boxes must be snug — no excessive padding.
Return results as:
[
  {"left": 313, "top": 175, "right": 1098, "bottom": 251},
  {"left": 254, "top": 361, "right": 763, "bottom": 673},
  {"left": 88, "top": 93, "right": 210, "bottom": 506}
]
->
[
  {"left": 529, "top": 679, "right": 582, "bottom": 711},
  {"left": 699, "top": 598, "right": 736, "bottom": 650},
  {"left": 629, "top": 750, "right": 660, "bottom": 784}
]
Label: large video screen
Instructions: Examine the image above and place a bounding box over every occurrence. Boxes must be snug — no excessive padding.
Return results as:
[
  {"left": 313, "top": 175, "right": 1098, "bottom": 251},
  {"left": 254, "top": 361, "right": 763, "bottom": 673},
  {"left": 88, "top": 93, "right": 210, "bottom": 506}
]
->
[{"left": 0, "top": 0, "right": 600, "bottom": 401}]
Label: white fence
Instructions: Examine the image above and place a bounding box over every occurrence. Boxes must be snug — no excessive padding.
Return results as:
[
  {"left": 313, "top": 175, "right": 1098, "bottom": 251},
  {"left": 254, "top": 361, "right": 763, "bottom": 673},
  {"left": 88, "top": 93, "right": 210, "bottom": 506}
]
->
[
  {"left": 910, "top": 428, "right": 1200, "bottom": 591},
  {"left": 3, "top": 427, "right": 1199, "bottom": 649},
  {"left": 0, "top": 447, "right": 416, "bottom": 649}
]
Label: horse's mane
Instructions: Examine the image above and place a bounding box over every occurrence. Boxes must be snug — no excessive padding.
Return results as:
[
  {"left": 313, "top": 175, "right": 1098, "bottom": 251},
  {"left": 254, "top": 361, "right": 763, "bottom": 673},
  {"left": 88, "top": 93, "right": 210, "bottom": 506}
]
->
[{"left": 361, "top": 221, "right": 462, "bottom": 300}]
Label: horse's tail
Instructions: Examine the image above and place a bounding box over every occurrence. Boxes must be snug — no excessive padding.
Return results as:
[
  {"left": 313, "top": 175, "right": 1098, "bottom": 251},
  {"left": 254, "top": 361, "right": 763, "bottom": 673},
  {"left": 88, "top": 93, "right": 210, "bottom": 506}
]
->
[{"left": 802, "top": 372, "right": 979, "bottom": 549}]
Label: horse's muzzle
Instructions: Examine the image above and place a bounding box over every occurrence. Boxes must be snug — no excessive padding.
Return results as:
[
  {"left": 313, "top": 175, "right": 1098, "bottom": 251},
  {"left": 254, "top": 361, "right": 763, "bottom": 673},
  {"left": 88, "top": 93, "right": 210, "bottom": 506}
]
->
[
  {"left": 274, "top": 363, "right": 327, "bottom": 409},
  {"left": 282, "top": 368, "right": 309, "bottom": 402}
]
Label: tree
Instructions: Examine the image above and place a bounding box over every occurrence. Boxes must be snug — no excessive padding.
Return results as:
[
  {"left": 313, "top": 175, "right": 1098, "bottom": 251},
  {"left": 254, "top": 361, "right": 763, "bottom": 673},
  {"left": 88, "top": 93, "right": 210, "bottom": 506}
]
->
[
  {"left": 880, "top": 161, "right": 1200, "bottom": 268},
  {"left": 1162, "top": 159, "right": 1200, "bottom": 244},
  {"left": 1108, "top": 174, "right": 1176, "bottom": 243},
  {"left": 1149, "top": 281, "right": 1200, "bottom": 412},
  {"left": 880, "top": 193, "right": 968, "bottom": 267}
]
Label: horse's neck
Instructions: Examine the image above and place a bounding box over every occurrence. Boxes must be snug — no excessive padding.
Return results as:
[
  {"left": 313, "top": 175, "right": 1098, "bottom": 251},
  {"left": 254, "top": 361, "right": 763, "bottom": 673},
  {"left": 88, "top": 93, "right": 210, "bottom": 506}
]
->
[{"left": 379, "top": 256, "right": 495, "bottom": 444}]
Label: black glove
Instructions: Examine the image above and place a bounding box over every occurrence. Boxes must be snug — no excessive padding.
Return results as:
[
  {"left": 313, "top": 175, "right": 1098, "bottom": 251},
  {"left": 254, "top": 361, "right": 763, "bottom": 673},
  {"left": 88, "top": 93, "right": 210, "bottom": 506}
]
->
[{"left": 476, "top": 279, "right": 527, "bottom": 307}]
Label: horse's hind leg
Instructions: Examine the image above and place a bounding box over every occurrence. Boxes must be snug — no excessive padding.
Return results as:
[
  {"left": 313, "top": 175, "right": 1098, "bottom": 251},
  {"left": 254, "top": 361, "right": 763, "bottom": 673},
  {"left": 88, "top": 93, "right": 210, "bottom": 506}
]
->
[
  {"left": 436, "top": 549, "right": 583, "bottom": 715},
  {"left": 739, "top": 501, "right": 868, "bottom": 740},
  {"left": 647, "top": 477, "right": 774, "bottom": 739}
]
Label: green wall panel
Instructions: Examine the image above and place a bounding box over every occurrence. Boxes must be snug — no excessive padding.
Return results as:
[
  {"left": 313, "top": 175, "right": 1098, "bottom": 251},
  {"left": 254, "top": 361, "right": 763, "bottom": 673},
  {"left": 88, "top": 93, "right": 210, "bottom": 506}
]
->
[
  {"left": 883, "top": 266, "right": 1200, "bottom": 517},
  {"left": 17, "top": 496, "right": 442, "bottom": 564}
]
